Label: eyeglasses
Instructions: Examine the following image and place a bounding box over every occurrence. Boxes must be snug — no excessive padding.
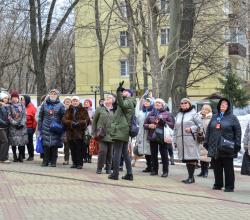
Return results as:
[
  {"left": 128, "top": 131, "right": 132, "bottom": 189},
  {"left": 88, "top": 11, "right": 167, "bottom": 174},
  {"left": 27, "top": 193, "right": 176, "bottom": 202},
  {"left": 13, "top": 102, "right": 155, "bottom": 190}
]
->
[{"left": 181, "top": 102, "right": 188, "bottom": 105}]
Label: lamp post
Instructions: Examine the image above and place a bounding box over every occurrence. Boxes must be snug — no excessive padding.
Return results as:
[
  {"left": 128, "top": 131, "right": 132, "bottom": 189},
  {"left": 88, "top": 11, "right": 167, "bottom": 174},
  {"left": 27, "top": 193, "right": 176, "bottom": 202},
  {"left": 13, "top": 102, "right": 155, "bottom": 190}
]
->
[{"left": 90, "top": 85, "right": 100, "bottom": 109}]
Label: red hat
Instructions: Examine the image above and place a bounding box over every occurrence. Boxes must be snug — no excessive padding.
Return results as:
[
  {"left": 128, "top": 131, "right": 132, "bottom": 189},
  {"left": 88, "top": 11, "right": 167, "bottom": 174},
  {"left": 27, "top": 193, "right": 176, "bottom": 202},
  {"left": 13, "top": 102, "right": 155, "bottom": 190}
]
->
[
  {"left": 84, "top": 99, "right": 92, "bottom": 107},
  {"left": 11, "top": 91, "right": 19, "bottom": 99}
]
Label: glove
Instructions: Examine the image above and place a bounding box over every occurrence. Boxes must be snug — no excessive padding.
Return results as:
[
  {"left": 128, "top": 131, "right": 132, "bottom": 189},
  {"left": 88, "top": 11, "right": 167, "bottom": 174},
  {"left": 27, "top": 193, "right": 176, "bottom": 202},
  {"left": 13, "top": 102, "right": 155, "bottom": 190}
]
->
[
  {"left": 72, "top": 122, "right": 79, "bottom": 128},
  {"left": 117, "top": 81, "right": 125, "bottom": 92}
]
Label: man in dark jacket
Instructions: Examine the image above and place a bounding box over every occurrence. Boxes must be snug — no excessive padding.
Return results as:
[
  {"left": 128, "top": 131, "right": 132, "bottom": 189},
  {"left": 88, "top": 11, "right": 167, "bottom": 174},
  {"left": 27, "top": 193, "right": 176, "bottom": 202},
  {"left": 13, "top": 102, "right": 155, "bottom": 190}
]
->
[
  {"left": 108, "top": 81, "right": 136, "bottom": 180},
  {"left": 0, "top": 92, "right": 10, "bottom": 163},
  {"left": 204, "top": 98, "right": 241, "bottom": 192},
  {"left": 22, "top": 95, "right": 37, "bottom": 161}
]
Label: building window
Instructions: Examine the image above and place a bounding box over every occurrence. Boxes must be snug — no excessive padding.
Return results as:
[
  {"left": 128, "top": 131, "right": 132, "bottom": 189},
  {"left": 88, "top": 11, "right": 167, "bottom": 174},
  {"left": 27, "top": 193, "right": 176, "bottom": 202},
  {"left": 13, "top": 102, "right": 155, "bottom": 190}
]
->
[
  {"left": 160, "top": 28, "right": 169, "bottom": 45},
  {"left": 120, "top": 31, "right": 128, "bottom": 47},
  {"left": 120, "top": 1, "right": 127, "bottom": 17},
  {"left": 229, "top": 27, "right": 247, "bottom": 46},
  {"left": 120, "top": 60, "right": 128, "bottom": 76}
]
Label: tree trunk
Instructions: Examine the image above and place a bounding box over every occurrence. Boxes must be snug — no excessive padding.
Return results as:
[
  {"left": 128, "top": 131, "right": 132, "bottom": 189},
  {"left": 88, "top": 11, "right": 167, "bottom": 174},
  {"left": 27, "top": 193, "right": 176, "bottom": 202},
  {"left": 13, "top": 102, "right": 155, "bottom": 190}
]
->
[
  {"left": 147, "top": 0, "right": 160, "bottom": 98},
  {"left": 160, "top": 0, "right": 182, "bottom": 101},
  {"left": 171, "top": 0, "right": 195, "bottom": 114}
]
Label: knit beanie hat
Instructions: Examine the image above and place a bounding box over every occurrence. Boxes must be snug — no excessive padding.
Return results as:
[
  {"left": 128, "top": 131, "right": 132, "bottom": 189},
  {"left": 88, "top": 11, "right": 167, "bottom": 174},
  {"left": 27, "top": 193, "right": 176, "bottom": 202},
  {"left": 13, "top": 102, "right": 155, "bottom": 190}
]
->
[
  {"left": 11, "top": 91, "right": 19, "bottom": 99},
  {"left": 180, "top": 98, "right": 192, "bottom": 106}
]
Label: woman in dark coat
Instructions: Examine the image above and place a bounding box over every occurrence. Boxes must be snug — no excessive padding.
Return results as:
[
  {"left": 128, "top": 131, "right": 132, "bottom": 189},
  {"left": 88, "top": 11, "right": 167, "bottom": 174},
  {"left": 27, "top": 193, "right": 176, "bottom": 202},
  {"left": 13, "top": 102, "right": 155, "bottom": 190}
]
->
[
  {"left": 8, "top": 91, "right": 28, "bottom": 162},
  {"left": 38, "top": 89, "right": 65, "bottom": 167},
  {"left": 144, "top": 98, "right": 174, "bottom": 177},
  {"left": 204, "top": 98, "right": 241, "bottom": 192},
  {"left": 62, "top": 96, "right": 90, "bottom": 169}
]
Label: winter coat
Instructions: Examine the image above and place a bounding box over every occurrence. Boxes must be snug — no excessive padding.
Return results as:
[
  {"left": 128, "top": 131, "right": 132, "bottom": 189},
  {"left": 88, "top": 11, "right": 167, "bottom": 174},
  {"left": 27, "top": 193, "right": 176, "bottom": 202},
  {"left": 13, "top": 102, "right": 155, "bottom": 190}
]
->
[
  {"left": 204, "top": 98, "right": 242, "bottom": 159},
  {"left": 62, "top": 105, "right": 90, "bottom": 141},
  {"left": 199, "top": 112, "right": 212, "bottom": 162},
  {"left": 8, "top": 102, "right": 28, "bottom": 146},
  {"left": 173, "top": 107, "right": 202, "bottom": 161},
  {"left": 136, "top": 108, "right": 152, "bottom": 155},
  {"left": 92, "top": 106, "right": 115, "bottom": 143},
  {"left": 38, "top": 98, "right": 65, "bottom": 147},
  {"left": 144, "top": 108, "right": 174, "bottom": 142},
  {"left": 243, "top": 121, "right": 250, "bottom": 156},
  {"left": 0, "top": 103, "right": 9, "bottom": 129},
  {"left": 26, "top": 102, "right": 37, "bottom": 130},
  {"left": 110, "top": 91, "right": 136, "bottom": 142}
]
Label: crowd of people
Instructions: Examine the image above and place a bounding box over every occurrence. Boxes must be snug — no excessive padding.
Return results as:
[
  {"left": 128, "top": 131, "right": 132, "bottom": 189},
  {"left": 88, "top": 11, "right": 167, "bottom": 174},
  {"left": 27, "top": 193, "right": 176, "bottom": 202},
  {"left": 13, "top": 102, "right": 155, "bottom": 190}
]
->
[{"left": 0, "top": 82, "right": 247, "bottom": 192}]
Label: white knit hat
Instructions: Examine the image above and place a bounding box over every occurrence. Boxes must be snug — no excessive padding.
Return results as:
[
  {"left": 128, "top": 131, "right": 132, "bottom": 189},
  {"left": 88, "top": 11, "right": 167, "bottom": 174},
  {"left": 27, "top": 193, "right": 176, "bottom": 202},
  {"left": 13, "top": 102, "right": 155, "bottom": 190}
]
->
[
  {"left": 155, "top": 98, "right": 166, "bottom": 107},
  {"left": 71, "top": 96, "right": 80, "bottom": 101},
  {"left": 0, "top": 91, "right": 9, "bottom": 101}
]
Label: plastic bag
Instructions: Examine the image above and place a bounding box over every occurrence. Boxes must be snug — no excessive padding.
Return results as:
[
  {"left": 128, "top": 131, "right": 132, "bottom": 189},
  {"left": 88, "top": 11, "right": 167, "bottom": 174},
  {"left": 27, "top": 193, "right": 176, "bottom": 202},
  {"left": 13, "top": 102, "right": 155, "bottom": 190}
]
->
[{"left": 36, "top": 135, "right": 44, "bottom": 154}]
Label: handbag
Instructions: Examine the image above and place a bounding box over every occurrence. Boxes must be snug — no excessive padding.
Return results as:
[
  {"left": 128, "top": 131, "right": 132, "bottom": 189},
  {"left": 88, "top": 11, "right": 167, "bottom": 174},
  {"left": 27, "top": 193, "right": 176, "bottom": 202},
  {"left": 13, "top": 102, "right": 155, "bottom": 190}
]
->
[
  {"left": 241, "top": 150, "right": 250, "bottom": 175},
  {"left": 36, "top": 135, "right": 44, "bottom": 154},
  {"left": 133, "top": 144, "right": 143, "bottom": 157},
  {"left": 152, "top": 127, "right": 164, "bottom": 144},
  {"left": 50, "top": 119, "right": 65, "bottom": 135},
  {"left": 196, "top": 127, "right": 205, "bottom": 144},
  {"left": 89, "top": 138, "right": 99, "bottom": 155},
  {"left": 218, "top": 136, "right": 235, "bottom": 154},
  {"left": 164, "top": 124, "right": 173, "bottom": 144}
]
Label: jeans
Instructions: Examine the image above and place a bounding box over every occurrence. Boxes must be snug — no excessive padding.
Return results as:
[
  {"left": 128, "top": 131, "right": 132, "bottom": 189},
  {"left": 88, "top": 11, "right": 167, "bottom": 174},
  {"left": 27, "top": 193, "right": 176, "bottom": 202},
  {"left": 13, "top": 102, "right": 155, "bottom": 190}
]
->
[{"left": 97, "top": 142, "right": 113, "bottom": 170}]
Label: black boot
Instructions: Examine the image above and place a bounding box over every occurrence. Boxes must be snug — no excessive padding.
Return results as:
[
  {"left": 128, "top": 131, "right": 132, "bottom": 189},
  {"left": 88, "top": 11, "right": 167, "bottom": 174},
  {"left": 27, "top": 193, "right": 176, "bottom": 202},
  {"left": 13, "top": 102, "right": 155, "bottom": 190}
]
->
[
  {"left": 197, "top": 165, "right": 204, "bottom": 177},
  {"left": 122, "top": 174, "right": 133, "bottom": 181},
  {"left": 203, "top": 162, "right": 209, "bottom": 178},
  {"left": 13, "top": 154, "right": 18, "bottom": 162},
  {"left": 182, "top": 164, "right": 195, "bottom": 184},
  {"left": 18, "top": 154, "right": 23, "bottom": 163},
  {"left": 108, "top": 173, "right": 119, "bottom": 180},
  {"left": 142, "top": 167, "right": 151, "bottom": 173}
]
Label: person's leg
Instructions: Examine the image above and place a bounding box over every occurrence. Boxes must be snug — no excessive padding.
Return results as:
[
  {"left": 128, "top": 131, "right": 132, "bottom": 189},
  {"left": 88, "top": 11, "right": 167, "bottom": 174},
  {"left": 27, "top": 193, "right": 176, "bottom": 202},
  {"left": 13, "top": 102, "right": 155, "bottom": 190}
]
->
[
  {"left": 167, "top": 144, "right": 174, "bottom": 165},
  {"left": 97, "top": 142, "right": 108, "bottom": 172},
  {"left": 159, "top": 143, "right": 169, "bottom": 176},
  {"left": 203, "top": 161, "right": 209, "bottom": 178},
  {"left": 12, "top": 146, "right": 18, "bottom": 162},
  {"left": 0, "top": 129, "right": 9, "bottom": 161},
  {"left": 42, "top": 145, "right": 50, "bottom": 166},
  {"left": 69, "top": 140, "right": 77, "bottom": 167},
  {"left": 105, "top": 143, "right": 113, "bottom": 173},
  {"left": 198, "top": 161, "right": 205, "bottom": 177},
  {"left": 122, "top": 142, "right": 132, "bottom": 175},
  {"left": 150, "top": 142, "right": 159, "bottom": 175},
  {"left": 63, "top": 141, "right": 70, "bottom": 164},
  {"left": 143, "top": 155, "right": 151, "bottom": 172},
  {"left": 213, "top": 158, "right": 224, "bottom": 189},
  {"left": 119, "top": 154, "right": 124, "bottom": 170},
  {"left": 18, "top": 146, "right": 25, "bottom": 162},
  {"left": 50, "top": 147, "right": 58, "bottom": 166},
  {"left": 27, "top": 129, "right": 34, "bottom": 160},
  {"left": 109, "top": 141, "right": 123, "bottom": 178},
  {"left": 223, "top": 158, "right": 235, "bottom": 191},
  {"left": 75, "top": 139, "right": 84, "bottom": 168}
]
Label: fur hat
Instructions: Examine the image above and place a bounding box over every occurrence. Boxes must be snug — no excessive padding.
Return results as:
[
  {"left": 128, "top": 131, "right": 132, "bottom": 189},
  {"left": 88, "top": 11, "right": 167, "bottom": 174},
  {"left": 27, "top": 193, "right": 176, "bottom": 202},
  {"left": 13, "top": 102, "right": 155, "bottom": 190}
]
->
[
  {"left": 10, "top": 91, "right": 19, "bottom": 99},
  {"left": 63, "top": 96, "right": 72, "bottom": 103},
  {"left": 49, "top": 89, "right": 60, "bottom": 96},
  {"left": 155, "top": 98, "right": 166, "bottom": 108}
]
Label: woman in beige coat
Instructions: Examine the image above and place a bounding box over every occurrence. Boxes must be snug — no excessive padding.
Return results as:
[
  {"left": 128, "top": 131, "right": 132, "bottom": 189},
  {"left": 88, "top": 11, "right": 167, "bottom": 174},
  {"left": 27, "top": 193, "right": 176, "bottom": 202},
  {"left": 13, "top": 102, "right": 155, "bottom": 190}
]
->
[{"left": 197, "top": 104, "right": 212, "bottom": 178}]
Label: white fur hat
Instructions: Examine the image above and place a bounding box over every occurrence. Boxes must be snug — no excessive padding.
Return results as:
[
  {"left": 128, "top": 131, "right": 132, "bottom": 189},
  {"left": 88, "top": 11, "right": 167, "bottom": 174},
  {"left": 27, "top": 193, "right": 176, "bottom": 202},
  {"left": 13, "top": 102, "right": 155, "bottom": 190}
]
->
[
  {"left": 71, "top": 96, "right": 80, "bottom": 101},
  {"left": 155, "top": 98, "right": 166, "bottom": 107},
  {"left": 0, "top": 91, "right": 9, "bottom": 101}
]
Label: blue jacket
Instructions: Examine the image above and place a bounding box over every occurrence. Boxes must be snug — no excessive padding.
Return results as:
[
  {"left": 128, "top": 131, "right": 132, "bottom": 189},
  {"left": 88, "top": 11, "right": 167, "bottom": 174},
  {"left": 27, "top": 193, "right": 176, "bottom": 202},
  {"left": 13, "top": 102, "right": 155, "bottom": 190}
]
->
[{"left": 38, "top": 98, "right": 65, "bottom": 147}]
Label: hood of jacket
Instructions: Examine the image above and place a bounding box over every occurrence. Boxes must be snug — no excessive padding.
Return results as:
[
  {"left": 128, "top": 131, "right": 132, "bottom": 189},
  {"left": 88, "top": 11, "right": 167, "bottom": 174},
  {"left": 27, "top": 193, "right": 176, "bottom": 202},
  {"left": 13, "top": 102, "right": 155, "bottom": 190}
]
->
[{"left": 217, "top": 98, "right": 232, "bottom": 115}]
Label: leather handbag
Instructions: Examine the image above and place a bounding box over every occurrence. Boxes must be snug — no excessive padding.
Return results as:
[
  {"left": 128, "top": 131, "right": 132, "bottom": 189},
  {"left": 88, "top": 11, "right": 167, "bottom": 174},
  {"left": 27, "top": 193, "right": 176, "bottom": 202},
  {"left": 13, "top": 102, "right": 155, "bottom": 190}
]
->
[
  {"left": 152, "top": 127, "right": 164, "bottom": 144},
  {"left": 218, "top": 136, "right": 235, "bottom": 154}
]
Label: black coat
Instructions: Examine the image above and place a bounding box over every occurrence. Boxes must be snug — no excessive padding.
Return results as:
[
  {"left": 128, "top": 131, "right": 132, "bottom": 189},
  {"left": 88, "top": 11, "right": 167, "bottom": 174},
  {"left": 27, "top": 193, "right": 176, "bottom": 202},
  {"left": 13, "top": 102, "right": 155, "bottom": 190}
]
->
[
  {"left": 38, "top": 98, "right": 65, "bottom": 147},
  {"left": 204, "top": 98, "right": 241, "bottom": 158}
]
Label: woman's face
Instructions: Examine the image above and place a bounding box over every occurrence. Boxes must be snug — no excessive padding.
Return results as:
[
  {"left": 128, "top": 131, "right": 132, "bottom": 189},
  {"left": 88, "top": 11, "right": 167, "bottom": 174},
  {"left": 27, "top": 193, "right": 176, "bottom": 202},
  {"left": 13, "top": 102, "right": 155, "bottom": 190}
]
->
[
  {"left": 201, "top": 107, "right": 210, "bottom": 116},
  {"left": 64, "top": 99, "right": 71, "bottom": 107},
  {"left": 180, "top": 101, "right": 190, "bottom": 110},
  {"left": 49, "top": 92, "right": 58, "bottom": 100},
  {"left": 84, "top": 101, "right": 90, "bottom": 108},
  {"left": 11, "top": 97, "right": 19, "bottom": 104},
  {"left": 220, "top": 100, "right": 228, "bottom": 112},
  {"left": 20, "top": 96, "right": 25, "bottom": 105},
  {"left": 105, "top": 95, "right": 113, "bottom": 105},
  {"left": 144, "top": 100, "right": 151, "bottom": 108},
  {"left": 2, "top": 97, "right": 8, "bottom": 104},
  {"left": 72, "top": 99, "right": 80, "bottom": 107},
  {"left": 155, "top": 101, "right": 163, "bottom": 110}
]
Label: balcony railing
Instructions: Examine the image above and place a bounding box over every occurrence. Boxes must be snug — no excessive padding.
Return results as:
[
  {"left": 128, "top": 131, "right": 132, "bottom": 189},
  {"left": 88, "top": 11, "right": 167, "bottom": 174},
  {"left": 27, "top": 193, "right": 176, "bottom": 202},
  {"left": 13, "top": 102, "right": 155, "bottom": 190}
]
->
[{"left": 228, "top": 43, "right": 246, "bottom": 58}]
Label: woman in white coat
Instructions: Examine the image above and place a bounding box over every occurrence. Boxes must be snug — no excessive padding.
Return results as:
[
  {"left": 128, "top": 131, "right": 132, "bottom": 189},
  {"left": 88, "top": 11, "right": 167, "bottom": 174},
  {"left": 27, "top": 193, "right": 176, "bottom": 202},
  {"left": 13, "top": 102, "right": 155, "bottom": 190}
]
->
[{"left": 173, "top": 98, "right": 202, "bottom": 184}]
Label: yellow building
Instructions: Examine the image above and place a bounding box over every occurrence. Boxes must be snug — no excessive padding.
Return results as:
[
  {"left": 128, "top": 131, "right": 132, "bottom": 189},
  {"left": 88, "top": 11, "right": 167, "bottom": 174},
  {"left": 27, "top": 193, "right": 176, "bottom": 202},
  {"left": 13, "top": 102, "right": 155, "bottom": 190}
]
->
[{"left": 75, "top": 0, "right": 249, "bottom": 100}]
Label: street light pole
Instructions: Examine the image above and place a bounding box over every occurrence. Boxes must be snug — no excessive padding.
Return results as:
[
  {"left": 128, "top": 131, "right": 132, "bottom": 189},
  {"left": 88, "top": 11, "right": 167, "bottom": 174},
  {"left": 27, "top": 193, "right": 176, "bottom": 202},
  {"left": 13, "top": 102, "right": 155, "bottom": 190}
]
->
[{"left": 90, "top": 85, "right": 100, "bottom": 110}]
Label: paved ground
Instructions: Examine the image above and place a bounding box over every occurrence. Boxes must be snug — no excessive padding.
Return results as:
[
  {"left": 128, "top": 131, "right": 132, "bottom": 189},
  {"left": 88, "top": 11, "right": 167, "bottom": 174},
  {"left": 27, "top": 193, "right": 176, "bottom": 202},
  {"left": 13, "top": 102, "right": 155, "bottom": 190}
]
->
[{"left": 0, "top": 155, "right": 249, "bottom": 220}]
